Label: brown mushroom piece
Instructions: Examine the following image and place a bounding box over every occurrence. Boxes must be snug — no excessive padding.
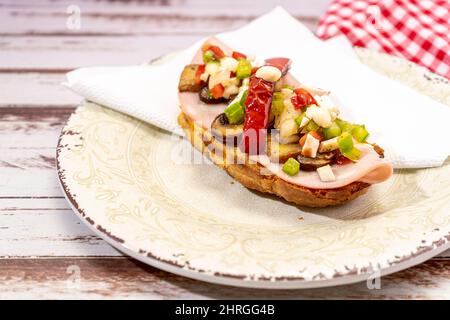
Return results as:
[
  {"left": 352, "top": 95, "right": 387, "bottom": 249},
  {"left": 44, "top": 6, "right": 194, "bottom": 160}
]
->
[
  {"left": 211, "top": 113, "right": 243, "bottom": 145},
  {"left": 267, "top": 136, "right": 302, "bottom": 163},
  {"left": 178, "top": 64, "right": 204, "bottom": 92},
  {"left": 297, "top": 152, "right": 336, "bottom": 171},
  {"left": 199, "top": 87, "right": 227, "bottom": 104}
]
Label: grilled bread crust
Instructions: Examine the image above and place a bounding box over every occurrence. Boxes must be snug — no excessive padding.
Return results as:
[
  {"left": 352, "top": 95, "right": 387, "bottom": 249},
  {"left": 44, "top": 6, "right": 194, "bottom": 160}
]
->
[{"left": 178, "top": 112, "right": 370, "bottom": 207}]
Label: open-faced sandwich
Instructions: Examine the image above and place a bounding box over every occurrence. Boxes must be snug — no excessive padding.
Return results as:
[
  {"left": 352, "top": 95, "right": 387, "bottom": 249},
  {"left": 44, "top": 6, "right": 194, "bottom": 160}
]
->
[{"left": 178, "top": 37, "right": 393, "bottom": 207}]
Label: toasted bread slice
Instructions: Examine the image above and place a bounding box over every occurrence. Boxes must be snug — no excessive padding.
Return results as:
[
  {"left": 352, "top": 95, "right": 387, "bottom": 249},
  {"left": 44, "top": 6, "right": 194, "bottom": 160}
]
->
[{"left": 178, "top": 112, "right": 370, "bottom": 208}]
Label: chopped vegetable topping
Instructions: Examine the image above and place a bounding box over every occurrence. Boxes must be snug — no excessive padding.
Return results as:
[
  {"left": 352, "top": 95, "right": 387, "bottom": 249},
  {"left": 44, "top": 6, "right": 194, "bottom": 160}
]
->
[
  {"left": 305, "top": 119, "right": 320, "bottom": 133},
  {"left": 319, "top": 137, "right": 339, "bottom": 153},
  {"left": 224, "top": 101, "right": 245, "bottom": 125},
  {"left": 236, "top": 59, "right": 252, "bottom": 79},
  {"left": 300, "top": 131, "right": 323, "bottom": 147},
  {"left": 317, "top": 165, "right": 336, "bottom": 182},
  {"left": 194, "top": 64, "right": 206, "bottom": 85},
  {"left": 335, "top": 119, "right": 354, "bottom": 133},
  {"left": 301, "top": 132, "right": 321, "bottom": 158},
  {"left": 323, "top": 121, "right": 341, "bottom": 140},
  {"left": 337, "top": 132, "right": 361, "bottom": 161},
  {"left": 208, "top": 70, "right": 230, "bottom": 90},
  {"left": 210, "top": 83, "right": 225, "bottom": 99},
  {"left": 291, "top": 88, "right": 317, "bottom": 110},
  {"left": 239, "top": 89, "right": 248, "bottom": 106},
  {"left": 232, "top": 51, "right": 247, "bottom": 60},
  {"left": 342, "top": 147, "right": 361, "bottom": 161},
  {"left": 295, "top": 113, "right": 305, "bottom": 126},
  {"left": 337, "top": 132, "right": 353, "bottom": 153},
  {"left": 224, "top": 88, "right": 248, "bottom": 124},
  {"left": 203, "top": 50, "right": 216, "bottom": 63},
  {"left": 220, "top": 57, "right": 238, "bottom": 73},
  {"left": 255, "top": 66, "right": 282, "bottom": 82},
  {"left": 352, "top": 125, "right": 369, "bottom": 142},
  {"left": 180, "top": 42, "right": 379, "bottom": 168},
  {"left": 283, "top": 157, "right": 300, "bottom": 176},
  {"left": 203, "top": 45, "right": 226, "bottom": 60}
]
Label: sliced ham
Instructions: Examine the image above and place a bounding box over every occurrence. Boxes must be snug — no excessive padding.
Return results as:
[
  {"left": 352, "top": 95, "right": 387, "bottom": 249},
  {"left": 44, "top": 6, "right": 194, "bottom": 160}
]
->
[
  {"left": 249, "top": 144, "right": 392, "bottom": 189},
  {"left": 178, "top": 92, "right": 226, "bottom": 129},
  {"left": 178, "top": 37, "right": 393, "bottom": 189}
]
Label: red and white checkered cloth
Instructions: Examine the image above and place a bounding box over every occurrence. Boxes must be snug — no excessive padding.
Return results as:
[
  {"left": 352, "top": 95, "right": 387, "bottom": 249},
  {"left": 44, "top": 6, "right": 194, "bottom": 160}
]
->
[{"left": 317, "top": 0, "right": 450, "bottom": 79}]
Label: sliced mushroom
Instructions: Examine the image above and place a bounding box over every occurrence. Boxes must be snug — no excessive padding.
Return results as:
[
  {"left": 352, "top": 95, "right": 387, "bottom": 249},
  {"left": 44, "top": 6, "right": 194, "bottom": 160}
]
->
[
  {"left": 297, "top": 152, "right": 336, "bottom": 171},
  {"left": 199, "top": 87, "right": 226, "bottom": 104},
  {"left": 211, "top": 113, "right": 243, "bottom": 145},
  {"left": 267, "top": 135, "right": 302, "bottom": 163},
  {"left": 178, "top": 64, "right": 204, "bottom": 92}
]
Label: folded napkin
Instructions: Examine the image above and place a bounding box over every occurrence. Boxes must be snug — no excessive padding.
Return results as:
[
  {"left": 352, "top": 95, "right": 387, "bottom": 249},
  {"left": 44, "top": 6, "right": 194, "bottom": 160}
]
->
[
  {"left": 317, "top": 0, "right": 450, "bottom": 79},
  {"left": 65, "top": 7, "right": 450, "bottom": 169}
]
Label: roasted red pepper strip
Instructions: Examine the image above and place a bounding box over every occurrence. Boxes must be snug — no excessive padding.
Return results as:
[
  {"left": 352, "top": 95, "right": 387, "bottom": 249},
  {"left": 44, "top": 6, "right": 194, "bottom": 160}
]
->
[
  {"left": 240, "top": 76, "right": 274, "bottom": 154},
  {"left": 291, "top": 88, "right": 317, "bottom": 110},
  {"left": 240, "top": 57, "right": 292, "bottom": 154}
]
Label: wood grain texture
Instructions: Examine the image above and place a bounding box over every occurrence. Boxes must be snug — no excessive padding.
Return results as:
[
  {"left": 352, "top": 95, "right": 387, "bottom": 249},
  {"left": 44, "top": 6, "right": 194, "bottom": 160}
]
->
[
  {"left": 0, "top": 73, "right": 80, "bottom": 106},
  {"left": 0, "top": 106, "right": 72, "bottom": 197},
  {"left": 0, "top": 0, "right": 324, "bottom": 36},
  {"left": 0, "top": 35, "right": 200, "bottom": 71},
  {"left": 0, "top": 257, "right": 450, "bottom": 299}
]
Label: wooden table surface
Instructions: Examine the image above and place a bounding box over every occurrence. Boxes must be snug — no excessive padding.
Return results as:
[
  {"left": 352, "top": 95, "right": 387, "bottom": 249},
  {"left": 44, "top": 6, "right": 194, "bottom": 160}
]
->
[{"left": 1, "top": 0, "right": 449, "bottom": 299}]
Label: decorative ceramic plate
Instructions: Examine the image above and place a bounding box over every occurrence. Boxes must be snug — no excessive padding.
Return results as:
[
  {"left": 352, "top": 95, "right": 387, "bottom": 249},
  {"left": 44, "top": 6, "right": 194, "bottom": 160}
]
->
[{"left": 57, "top": 49, "right": 450, "bottom": 289}]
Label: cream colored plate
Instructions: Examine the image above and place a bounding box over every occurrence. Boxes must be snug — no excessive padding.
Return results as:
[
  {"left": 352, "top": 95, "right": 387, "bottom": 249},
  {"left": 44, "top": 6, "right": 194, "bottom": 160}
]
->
[{"left": 57, "top": 49, "right": 450, "bottom": 289}]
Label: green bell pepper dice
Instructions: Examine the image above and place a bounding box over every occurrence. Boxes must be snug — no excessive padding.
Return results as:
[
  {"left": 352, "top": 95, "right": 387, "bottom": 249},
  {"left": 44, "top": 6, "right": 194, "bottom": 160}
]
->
[
  {"left": 323, "top": 121, "right": 341, "bottom": 139},
  {"left": 236, "top": 59, "right": 252, "bottom": 79},
  {"left": 338, "top": 132, "right": 354, "bottom": 153},
  {"left": 338, "top": 132, "right": 361, "bottom": 161},
  {"left": 224, "top": 101, "right": 245, "bottom": 125},
  {"left": 203, "top": 50, "right": 216, "bottom": 63},
  {"left": 282, "top": 158, "right": 300, "bottom": 176},
  {"left": 352, "top": 125, "right": 369, "bottom": 143}
]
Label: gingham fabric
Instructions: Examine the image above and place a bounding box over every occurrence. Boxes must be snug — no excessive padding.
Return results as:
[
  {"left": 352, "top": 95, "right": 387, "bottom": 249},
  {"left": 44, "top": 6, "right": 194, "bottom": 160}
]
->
[{"left": 317, "top": 0, "right": 450, "bottom": 79}]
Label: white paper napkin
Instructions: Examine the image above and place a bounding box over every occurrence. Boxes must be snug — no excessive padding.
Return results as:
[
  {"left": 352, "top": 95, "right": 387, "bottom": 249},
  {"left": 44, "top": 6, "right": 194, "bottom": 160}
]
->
[{"left": 65, "top": 7, "right": 450, "bottom": 169}]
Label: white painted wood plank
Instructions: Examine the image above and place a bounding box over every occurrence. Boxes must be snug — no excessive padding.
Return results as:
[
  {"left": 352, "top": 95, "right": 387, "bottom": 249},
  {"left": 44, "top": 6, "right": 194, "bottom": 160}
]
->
[
  {"left": 0, "top": 107, "right": 70, "bottom": 197},
  {"left": 0, "top": 0, "right": 327, "bottom": 35},
  {"left": 0, "top": 0, "right": 330, "bottom": 16},
  {"left": 0, "top": 258, "right": 449, "bottom": 299},
  {"left": 0, "top": 73, "right": 79, "bottom": 106},
  {"left": 0, "top": 197, "right": 121, "bottom": 257},
  {"left": 0, "top": 154, "right": 60, "bottom": 196},
  {"left": 0, "top": 209, "right": 120, "bottom": 257},
  {"left": 0, "top": 197, "right": 68, "bottom": 210},
  {"left": 0, "top": 35, "right": 200, "bottom": 70}
]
